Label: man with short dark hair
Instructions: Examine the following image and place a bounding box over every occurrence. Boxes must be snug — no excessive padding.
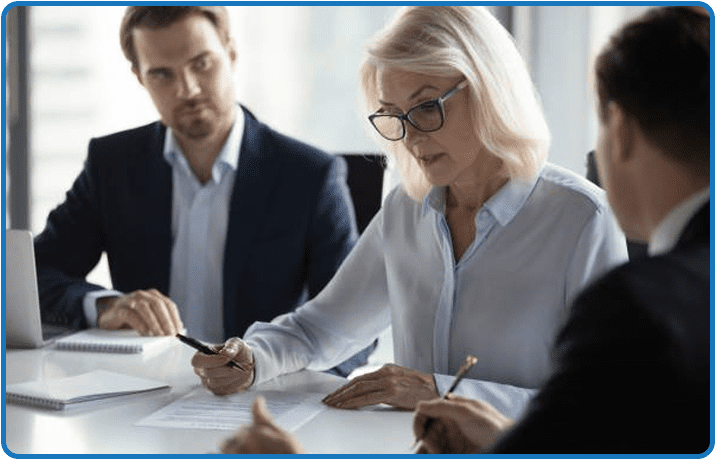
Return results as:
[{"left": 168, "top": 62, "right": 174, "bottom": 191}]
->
[
  {"left": 412, "top": 6, "right": 710, "bottom": 453},
  {"left": 35, "top": 6, "right": 369, "bottom": 375}
]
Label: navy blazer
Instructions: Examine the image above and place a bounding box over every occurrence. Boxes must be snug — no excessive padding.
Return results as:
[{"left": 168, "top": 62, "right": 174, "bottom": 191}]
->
[
  {"left": 35, "top": 107, "right": 358, "bottom": 339},
  {"left": 490, "top": 202, "right": 710, "bottom": 453}
]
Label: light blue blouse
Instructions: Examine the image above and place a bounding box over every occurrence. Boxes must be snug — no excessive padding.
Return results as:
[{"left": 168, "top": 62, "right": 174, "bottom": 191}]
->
[{"left": 244, "top": 163, "right": 628, "bottom": 395}]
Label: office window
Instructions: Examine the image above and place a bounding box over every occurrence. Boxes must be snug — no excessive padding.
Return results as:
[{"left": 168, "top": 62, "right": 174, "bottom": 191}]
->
[
  {"left": 11, "top": 5, "right": 656, "bottom": 285},
  {"left": 24, "top": 5, "right": 399, "bottom": 286}
]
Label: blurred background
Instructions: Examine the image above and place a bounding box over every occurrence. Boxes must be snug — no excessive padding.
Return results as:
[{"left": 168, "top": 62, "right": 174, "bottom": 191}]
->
[{"left": 5, "top": 5, "right": 656, "bottom": 287}]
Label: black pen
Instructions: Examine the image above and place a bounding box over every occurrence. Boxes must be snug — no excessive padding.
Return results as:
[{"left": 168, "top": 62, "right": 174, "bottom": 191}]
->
[
  {"left": 411, "top": 355, "right": 479, "bottom": 452},
  {"left": 176, "top": 333, "right": 247, "bottom": 371}
]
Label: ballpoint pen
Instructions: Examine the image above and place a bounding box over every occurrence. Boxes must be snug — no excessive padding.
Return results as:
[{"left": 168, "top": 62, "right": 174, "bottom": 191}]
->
[
  {"left": 176, "top": 333, "right": 247, "bottom": 372},
  {"left": 411, "top": 355, "right": 478, "bottom": 453}
]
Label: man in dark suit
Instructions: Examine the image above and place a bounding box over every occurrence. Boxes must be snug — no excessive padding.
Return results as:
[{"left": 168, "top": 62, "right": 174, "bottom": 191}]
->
[
  {"left": 410, "top": 6, "right": 709, "bottom": 454},
  {"left": 35, "top": 6, "right": 369, "bottom": 374}
]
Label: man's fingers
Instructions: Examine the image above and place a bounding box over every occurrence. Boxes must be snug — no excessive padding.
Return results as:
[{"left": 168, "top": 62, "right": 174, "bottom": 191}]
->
[
  {"left": 97, "top": 289, "right": 186, "bottom": 337},
  {"left": 131, "top": 292, "right": 174, "bottom": 336},
  {"left": 108, "top": 303, "right": 150, "bottom": 335},
  {"left": 146, "top": 290, "right": 182, "bottom": 335},
  {"left": 413, "top": 411, "right": 429, "bottom": 440},
  {"left": 146, "top": 297, "right": 175, "bottom": 335},
  {"left": 251, "top": 396, "right": 275, "bottom": 426},
  {"left": 167, "top": 300, "right": 184, "bottom": 332},
  {"left": 149, "top": 289, "right": 183, "bottom": 333},
  {"left": 421, "top": 419, "right": 452, "bottom": 453},
  {"left": 220, "top": 427, "right": 248, "bottom": 454},
  {"left": 414, "top": 399, "right": 461, "bottom": 423}
]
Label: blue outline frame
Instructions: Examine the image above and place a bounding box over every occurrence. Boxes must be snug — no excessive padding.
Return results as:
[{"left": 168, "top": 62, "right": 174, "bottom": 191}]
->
[{"left": 0, "top": 2, "right": 712, "bottom": 458}]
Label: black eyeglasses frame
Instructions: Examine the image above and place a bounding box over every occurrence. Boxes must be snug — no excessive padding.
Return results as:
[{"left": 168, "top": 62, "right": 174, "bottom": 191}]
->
[{"left": 368, "top": 80, "right": 469, "bottom": 141}]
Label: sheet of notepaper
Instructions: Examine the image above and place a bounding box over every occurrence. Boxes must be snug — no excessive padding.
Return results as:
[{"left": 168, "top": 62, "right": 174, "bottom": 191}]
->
[{"left": 135, "top": 388, "right": 326, "bottom": 431}]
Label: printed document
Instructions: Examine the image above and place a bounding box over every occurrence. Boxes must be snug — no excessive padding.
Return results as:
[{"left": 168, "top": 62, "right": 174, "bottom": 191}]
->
[{"left": 136, "top": 387, "right": 325, "bottom": 431}]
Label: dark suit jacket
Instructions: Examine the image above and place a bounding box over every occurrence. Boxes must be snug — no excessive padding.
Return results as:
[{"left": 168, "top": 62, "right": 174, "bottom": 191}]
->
[
  {"left": 35, "top": 106, "right": 358, "bottom": 340},
  {"left": 490, "top": 202, "right": 710, "bottom": 453}
]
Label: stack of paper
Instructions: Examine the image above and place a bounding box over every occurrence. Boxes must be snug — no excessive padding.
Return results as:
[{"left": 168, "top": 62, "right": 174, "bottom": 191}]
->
[
  {"left": 54, "top": 329, "right": 175, "bottom": 354},
  {"left": 6, "top": 370, "right": 170, "bottom": 410}
]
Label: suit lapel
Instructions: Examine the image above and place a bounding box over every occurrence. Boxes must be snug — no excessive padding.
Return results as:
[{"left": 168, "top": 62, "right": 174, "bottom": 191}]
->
[
  {"left": 131, "top": 122, "right": 173, "bottom": 294},
  {"left": 677, "top": 201, "right": 710, "bottom": 249},
  {"left": 222, "top": 108, "right": 282, "bottom": 326}
]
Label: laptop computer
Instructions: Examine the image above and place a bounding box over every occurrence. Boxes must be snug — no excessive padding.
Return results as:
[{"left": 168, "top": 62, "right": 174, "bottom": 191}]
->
[{"left": 6, "top": 229, "right": 74, "bottom": 348}]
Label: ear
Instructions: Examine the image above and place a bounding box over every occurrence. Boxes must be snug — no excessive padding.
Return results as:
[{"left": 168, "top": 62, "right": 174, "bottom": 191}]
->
[
  {"left": 606, "top": 102, "right": 636, "bottom": 164},
  {"left": 226, "top": 38, "right": 238, "bottom": 68},
  {"left": 132, "top": 65, "right": 145, "bottom": 87}
]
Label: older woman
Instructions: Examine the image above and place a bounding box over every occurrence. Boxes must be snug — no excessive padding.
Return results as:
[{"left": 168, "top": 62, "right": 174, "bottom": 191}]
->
[{"left": 192, "top": 5, "right": 627, "bottom": 409}]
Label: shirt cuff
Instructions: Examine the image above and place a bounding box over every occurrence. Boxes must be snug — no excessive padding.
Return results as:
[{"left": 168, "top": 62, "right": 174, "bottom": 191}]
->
[
  {"left": 433, "top": 373, "right": 537, "bottom": 420},
  {"left": 83, "top": 290, "right": 122, "bottom": 327}
]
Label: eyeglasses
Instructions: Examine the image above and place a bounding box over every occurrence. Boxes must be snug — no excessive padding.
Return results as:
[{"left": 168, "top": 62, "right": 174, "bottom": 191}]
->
[{"left": 368, "top": 80, "right": 469, "bottom": 141}]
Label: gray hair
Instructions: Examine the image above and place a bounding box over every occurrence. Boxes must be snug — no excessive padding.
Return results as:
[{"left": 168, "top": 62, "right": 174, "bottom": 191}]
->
[{"left": 360, "top": 6, "right": 550, "bottom": 200}]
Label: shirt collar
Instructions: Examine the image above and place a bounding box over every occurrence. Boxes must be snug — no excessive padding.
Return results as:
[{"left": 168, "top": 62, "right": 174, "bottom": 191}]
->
[
  {"left": 162, "top": 106, "right": 245, "bottom": 183},
  {"left": 421, "top": 174, "right": 538, "bottom": 227},
  {"left": 649, "top": 186, "right": 710, "bottom": 256}
]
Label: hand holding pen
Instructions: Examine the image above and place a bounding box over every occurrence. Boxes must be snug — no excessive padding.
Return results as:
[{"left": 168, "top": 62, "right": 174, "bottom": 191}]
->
[
  {"left": 411, "top": 355, "right": 481, "bottom": 453},
  {"left": 177, "top": 333, "right": 247, "bottom": 371},
  {"left": 180, "top": 334, "right": 256, "bottom": 395},
  {"left": 411, "top": 355, "right": 514, "bottom": 454}
]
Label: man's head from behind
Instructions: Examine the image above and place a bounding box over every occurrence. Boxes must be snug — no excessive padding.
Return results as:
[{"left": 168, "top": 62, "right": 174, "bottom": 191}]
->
[
  {"left": 594, "top": 7, "right": 709, "bottom": 240},
  {"left": 120, "top": 6, "right": 237, "bottom": 143}
]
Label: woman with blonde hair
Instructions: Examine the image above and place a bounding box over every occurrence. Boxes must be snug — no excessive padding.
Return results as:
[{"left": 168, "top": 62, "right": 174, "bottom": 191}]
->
[{"left": 192, "top": 5, "right": 627, "bottom": 415}]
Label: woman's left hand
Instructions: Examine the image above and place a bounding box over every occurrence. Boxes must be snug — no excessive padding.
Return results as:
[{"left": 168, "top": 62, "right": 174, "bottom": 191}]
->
[{"left": 322, "top": 364, "right": 438, "bottom": 410}]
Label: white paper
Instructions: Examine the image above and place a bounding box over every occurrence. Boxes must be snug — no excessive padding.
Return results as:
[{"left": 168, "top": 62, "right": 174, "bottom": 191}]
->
[
  {"left": 135, "top": 388, "right": 326, "bottom": 431},
  {"left": 6, "top": 370, "right": 169, "bottom": 407},
  {"left": 54, "top": 329, "right": 175, "bottom": 354}
]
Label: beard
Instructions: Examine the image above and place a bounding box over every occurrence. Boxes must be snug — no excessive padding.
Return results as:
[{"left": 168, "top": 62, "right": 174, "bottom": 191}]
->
[
  {"left": 177, "top": 117, "right": 213, "bottom": 140},
  {"left": 174, "top": 100, "right": 219, "bottom": 140},
  {"left": 168, "top": 94, "right": 235, "bottom": 141}
]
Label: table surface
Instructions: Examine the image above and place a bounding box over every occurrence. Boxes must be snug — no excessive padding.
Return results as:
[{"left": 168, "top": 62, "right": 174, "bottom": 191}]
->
[{"left": 3, "top": 341, "right": 414, "bottom": 454}]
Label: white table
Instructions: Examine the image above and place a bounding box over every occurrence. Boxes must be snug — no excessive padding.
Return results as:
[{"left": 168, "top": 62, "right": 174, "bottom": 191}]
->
[{"left": 4, "top": 342, "right": 414, "bottom": 454}]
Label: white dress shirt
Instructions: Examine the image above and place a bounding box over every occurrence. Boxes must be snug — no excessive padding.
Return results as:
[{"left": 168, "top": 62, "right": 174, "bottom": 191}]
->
[
  {"left": 244, "top": 163, "right": 629, "bottom": 394},
  {"left": 165, "top": 110, "right": 244, "bottom": 343},
  {"left": 84, "top": 109, "right": 244, "bottom": 343},
  {"left": 649, "top": 187, "right": 710, "bottom": 257}
]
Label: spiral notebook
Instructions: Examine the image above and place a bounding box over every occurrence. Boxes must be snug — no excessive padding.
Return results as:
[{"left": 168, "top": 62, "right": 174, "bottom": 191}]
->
[
  {"left": 54, "top": 329, "right": 175, "bottom": 354},
  {"left": 6, "top": 370, "right": 170, "bottom": 410}
]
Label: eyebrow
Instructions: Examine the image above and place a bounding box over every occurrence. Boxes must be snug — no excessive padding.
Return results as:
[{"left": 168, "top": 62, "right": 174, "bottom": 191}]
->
[
  {"left": 188, "top": 51, "right": 211, "bottom": 65},
  {"left": 378, "top": 84, "right": 441, "bottom": 107},
  {"left": 144, "top": 51, "right": 212, "bottom": 76},
  {"left": 145, "top": 66, "right": 171, "bottom": 77}
]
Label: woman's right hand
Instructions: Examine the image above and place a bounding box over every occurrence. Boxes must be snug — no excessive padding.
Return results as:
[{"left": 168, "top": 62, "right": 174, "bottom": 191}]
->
[{"left": 191, "top": 337, "right": 255, "bottom": 395}]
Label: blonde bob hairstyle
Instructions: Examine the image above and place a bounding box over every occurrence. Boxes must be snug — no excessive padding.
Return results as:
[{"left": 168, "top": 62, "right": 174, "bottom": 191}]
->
[{"left": 360, "top": 6, "right": 550, "bottom": 200}]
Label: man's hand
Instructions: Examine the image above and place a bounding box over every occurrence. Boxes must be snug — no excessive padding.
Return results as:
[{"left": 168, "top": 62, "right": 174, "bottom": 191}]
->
[
  {"left": 97, "top": 289, "right": 183, "bottom": 336},
  {"left": 322, "top": 364, "right": 438, "bottom": 410},
  {"left": 412, "top": 395, "right": 514, "bottom": 454},
  {"left": 220, "top": 396, "right": 303, "bottom": 454},
  {"left": 192, "top": 337, "right": 255, "bottom": 395}
]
